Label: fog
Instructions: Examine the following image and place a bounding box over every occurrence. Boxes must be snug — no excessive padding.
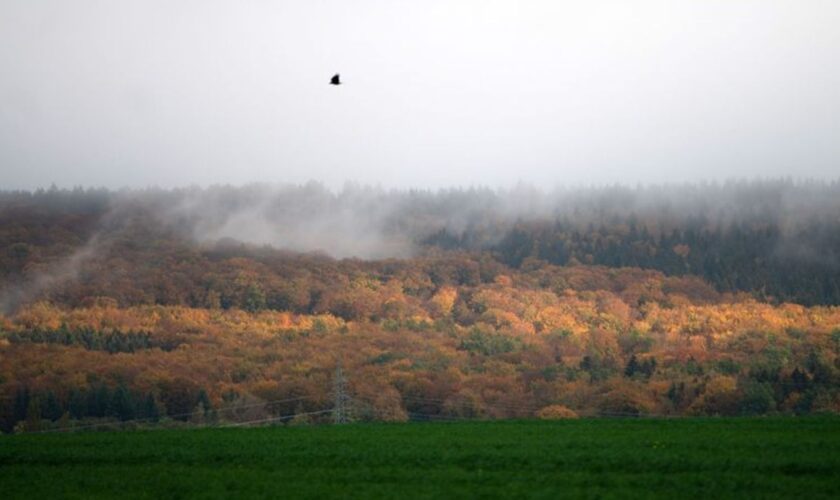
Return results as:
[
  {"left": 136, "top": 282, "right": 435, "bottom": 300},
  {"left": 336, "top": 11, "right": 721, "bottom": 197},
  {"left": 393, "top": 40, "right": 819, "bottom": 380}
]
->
[
  {"left": 2, "top": 179, "right": 840, "bottom": 312},
  {"left": 111, "top": 179, "right": 840, "bottom": 260},
  {"left": 1, "top": 1, "right": 839, "bottom": 190}
]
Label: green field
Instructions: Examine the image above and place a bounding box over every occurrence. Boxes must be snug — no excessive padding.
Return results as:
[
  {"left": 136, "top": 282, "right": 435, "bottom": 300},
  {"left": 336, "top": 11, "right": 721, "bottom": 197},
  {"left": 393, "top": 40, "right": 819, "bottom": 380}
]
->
[{"left": 2, "top": 418, "right": 839, "bottom": 499}]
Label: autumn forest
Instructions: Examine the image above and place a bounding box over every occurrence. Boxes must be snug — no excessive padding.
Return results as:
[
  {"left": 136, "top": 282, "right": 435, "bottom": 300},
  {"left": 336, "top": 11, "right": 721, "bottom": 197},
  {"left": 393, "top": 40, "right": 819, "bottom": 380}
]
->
[{"left": 1, "top": 180, "right": 839, "bottom": 432}]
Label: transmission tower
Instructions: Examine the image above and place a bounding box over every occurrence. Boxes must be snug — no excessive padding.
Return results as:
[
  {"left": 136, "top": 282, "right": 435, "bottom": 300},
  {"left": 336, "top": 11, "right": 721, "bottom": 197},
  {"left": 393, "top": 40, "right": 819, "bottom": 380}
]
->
[{"left": 332, "top": 362, "right": 350, "bottom": 424}]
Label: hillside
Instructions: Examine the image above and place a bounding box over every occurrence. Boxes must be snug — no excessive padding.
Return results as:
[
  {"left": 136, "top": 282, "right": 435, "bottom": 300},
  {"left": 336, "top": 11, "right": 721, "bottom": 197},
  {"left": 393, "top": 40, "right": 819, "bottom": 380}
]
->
[
  {"left": 1, "top": 183, "right": 839, "bottom": 432},
  {"left": 2, "top": 260, "right": 839, "bottom": 432}
]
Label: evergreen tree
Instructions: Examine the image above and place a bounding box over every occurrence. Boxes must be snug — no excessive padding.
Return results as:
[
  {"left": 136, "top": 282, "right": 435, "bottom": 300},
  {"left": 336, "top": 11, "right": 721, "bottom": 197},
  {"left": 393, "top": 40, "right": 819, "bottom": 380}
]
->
[
  {"left": 13, "top": 386, "right": 30, "bottom": 425},
  {"left": 108, "top": 385, "right": 135, "bottom": 421},
  {"left": 43, "top": 391, "right": 63, "bottom": 421},
  {"left": 68, "top": 389, "right": 87, "bottom": 419},
  {"left": 624, "top": 355, "right": 640, "bottom": 378},
  {"left": 25, "top": 398, "right": 42, "bottom": 432}
]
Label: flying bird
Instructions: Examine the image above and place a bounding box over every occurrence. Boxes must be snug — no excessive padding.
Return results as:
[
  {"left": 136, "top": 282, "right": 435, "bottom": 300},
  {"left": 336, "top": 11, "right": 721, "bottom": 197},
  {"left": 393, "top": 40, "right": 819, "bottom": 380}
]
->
[{"left": 330, "top": 73, "right": 341, "bottom": 85}]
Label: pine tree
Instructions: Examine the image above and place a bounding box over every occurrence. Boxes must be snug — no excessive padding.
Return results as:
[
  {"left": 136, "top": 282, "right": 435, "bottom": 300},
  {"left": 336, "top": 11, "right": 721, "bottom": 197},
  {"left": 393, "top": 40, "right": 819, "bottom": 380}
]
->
[
  {"left": 624, "top": 355, "right": 640, "bottom": 378},
  {"left": 25, "top": 398, "right": 42, "bottom": 432},
  {"left": 43, "top": 391, "right": 63, "bottom": 421}
]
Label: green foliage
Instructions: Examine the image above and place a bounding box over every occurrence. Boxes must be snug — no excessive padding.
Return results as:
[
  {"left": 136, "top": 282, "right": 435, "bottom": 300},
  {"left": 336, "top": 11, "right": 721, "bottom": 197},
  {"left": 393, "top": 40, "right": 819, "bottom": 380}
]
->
[
  {"left": 7, "top": 326, "right": 175, "bottom": 353},
  {"left": 41, "top": 392, "right": 63, "bottom": 421},
  {"left": 685, "top": 357, "right": 704, "bottom": 376},
  {"left": 1, "top": 383, "right": 204, "bottom": 431},
  {"left": 540, "top": 364, "right": 563, "bottom": 382},
  {"left": 368, "top": 352, "right": 403, "bottom": 365},
  {"left": 493, "top": 212, "right": 840, "bottom": 306},
  {"left": 579, "top": 354, "right": 617, "bottom": 382},
  {"left": 108, "top": 385, "right": 135, "bottom": 421},
  {"left": 739, "top": 381, "right": 777, "bottom": 415},
  {"left": 458, "top": 330, "right": 521, "bottom": 356},
  {"left": 624, "top": 355, "right": 656, "bottom": 379},
  {"left": 243, "top": 284, "right": 267, "bottom": 312},
  {"left": 716, "top": 358, "right": 741, "bottom": 375},
  {"left": 618, "top": 329, "right": 654, "bottom": 355},
  {"left": 666, "top": 382, "right": 687, "bottom": 407}
]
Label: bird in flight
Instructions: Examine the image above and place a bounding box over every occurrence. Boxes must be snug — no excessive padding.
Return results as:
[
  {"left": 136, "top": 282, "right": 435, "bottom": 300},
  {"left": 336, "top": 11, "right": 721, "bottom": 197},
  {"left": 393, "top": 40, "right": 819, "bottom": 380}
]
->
[{"left": 330, "top": 73, "right": 341, "bottom": 85}]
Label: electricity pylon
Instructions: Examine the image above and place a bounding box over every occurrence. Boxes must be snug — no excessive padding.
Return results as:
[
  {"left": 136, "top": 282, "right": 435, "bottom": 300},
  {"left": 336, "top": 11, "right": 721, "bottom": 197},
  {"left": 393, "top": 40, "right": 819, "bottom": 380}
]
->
[{"left": 332, "top": 362, "right": 350, "bottom": 424}]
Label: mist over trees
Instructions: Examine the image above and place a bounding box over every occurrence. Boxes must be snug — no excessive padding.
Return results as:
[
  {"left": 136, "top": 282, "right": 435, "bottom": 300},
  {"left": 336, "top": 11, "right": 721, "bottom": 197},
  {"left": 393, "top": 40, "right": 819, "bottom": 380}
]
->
[{"left": 2, "top": 179, "right": 839, "bottom": 309}]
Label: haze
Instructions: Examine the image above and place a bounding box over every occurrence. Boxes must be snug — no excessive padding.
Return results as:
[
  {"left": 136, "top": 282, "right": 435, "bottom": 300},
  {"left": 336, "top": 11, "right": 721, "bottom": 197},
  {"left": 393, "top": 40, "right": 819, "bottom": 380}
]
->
[{"left": 1, "top": 1, "right": 838, "bottom": 190}]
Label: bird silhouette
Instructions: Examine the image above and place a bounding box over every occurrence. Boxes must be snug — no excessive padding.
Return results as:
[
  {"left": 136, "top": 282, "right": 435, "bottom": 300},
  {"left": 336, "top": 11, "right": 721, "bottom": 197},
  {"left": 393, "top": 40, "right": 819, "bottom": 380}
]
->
[{"left": 330, "top": 74, "right": 341, "bottom": 85}]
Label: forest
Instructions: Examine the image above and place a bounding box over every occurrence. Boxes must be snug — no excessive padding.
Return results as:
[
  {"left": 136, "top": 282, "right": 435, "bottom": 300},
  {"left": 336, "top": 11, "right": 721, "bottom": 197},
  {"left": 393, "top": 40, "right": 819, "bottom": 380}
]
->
[{"left": 1, "top": 181, "right": 839, "bottom": 432}]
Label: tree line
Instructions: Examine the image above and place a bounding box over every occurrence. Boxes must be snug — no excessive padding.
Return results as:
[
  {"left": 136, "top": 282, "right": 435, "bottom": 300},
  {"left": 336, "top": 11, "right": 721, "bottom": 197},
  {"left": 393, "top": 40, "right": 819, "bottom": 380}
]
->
[
  {"left": 3, "top": 180, "right": 840, "bottom": 309},
  {"left": 6, "top": 326, "right": 179, "bottom": 353}
]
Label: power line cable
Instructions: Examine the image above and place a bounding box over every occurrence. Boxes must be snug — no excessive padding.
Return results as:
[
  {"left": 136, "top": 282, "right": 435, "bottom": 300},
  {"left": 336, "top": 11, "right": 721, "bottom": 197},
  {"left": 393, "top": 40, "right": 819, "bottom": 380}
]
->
[
  {"left": 31, "top": 394, "right": 320, "bottom": 434},
  {"left": 223, "top": 409, "right": 334, "bottom": 428}
]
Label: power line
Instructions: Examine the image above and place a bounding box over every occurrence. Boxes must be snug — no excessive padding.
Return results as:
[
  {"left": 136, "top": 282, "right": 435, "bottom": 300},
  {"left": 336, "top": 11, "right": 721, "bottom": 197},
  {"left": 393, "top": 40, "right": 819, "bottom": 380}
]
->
[
  {"left": 223, "top": 409, "right": 334, "bottom": 428},
  {"left": 30, "top": 394, "right": 320, "bottom": 434}
]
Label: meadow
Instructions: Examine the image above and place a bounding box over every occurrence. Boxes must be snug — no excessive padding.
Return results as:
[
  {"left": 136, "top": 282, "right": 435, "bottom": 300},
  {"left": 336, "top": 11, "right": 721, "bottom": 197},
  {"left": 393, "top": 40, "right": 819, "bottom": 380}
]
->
[{"left": 2, "top": 417, "right": 839, "bottom": 499}]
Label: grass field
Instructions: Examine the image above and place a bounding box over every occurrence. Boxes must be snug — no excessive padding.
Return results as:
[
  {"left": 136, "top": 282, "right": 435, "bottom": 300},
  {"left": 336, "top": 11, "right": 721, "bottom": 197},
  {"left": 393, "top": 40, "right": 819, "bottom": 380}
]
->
[{"left": 2, "top": 418, "right": 839, "bottom": 499}]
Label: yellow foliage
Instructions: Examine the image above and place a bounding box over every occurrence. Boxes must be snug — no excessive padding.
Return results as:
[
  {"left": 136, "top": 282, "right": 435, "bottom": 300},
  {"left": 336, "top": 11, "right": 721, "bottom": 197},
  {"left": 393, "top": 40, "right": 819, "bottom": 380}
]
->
[
  {"left": 537, "top": 405, "right": 579, "bottom": 419},
  {"left": 430, "top": 286, "right": 458, "bottom": 316},
  {"left": 535, "top": 306, "right": 587, "bottom": 336},
  {"left": 14, "top": 302, "right": 63, "bottom": 330}
]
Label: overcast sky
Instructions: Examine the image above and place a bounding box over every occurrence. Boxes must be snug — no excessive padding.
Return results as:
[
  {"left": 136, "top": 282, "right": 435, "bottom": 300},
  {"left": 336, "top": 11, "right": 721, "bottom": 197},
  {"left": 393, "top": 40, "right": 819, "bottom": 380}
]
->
[{"left": 1, "top": 1, "right": 838, "bottom": 190}]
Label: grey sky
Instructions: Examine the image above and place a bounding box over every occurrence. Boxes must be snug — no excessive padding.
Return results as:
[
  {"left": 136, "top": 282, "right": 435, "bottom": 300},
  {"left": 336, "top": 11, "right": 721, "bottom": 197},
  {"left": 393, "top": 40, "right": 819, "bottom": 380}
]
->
[{"left": 1, "top": 1, "right": 838, "bottom": 190}]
